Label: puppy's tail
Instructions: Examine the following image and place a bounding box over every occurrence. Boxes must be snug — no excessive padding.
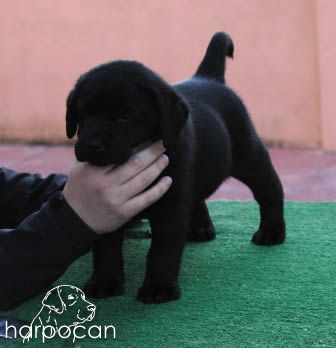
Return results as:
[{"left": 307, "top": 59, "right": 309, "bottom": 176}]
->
[{"left": 194, "top": 32, "right": 234, "bottom": 83}]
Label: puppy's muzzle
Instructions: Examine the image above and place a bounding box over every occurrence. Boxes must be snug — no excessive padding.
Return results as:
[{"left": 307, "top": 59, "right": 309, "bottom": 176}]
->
[
  {"left": 85, "top": 139, "right": 105, "bottom": 153},
  {"left": 75, "top": 139, "right": 106, "bottom": 164},
  {"left": 75, "top": 138, "right": 132, "bottom": 166}
]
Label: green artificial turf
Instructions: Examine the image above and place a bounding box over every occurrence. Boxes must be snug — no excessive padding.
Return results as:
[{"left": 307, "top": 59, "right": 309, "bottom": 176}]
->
[{"left": 1, "top": 201, "right": 336, "bottom": 347}]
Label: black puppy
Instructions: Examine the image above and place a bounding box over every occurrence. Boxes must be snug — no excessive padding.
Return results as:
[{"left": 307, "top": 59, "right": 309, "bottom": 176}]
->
[{"left": 66, "top": 32, "right": 285, "bottom": 304}]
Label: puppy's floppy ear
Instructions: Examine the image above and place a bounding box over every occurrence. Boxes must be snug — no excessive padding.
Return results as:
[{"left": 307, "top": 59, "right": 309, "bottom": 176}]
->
[
  {"left": 42, "top": 287, "right": 64, "bottom": 314},
  {"left": 66, "top": 74, "right": 88, "bottom": 138},
  {"left": 66, "top": 89, "right": 78, "bottom": 139},
  {"left": 158, "top": 88, "right": 189, "bottom": 147}
]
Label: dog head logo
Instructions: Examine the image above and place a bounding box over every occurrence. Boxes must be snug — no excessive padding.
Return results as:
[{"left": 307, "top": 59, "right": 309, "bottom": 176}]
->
[{"left": 23, "top": 285, "right": 96, "bottom": 343}]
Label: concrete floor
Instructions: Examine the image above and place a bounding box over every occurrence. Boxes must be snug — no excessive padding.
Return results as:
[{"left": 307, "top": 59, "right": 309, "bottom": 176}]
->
[{"left": 1, "top": 144, "right": 335, "bottom": 201}]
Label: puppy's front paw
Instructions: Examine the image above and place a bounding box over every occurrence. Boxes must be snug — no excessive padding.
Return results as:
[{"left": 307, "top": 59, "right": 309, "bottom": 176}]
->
[
  {"left": 137, "top": 284, "right": 180, "bottom": 304},
  {"left": 252, "top": 226, "right": 285, "bottom": 246},
  {"left": 83, "top": 277, "right": 124, "bottom": 298},
  {"left": 187, "top": 224, "right": 216, "bottom": 242}
]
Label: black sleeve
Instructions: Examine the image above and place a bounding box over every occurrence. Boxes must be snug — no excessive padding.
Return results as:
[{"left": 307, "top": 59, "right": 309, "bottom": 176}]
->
[
  {"left": 0, "top": 168, "right": 98, "bottom": 310},
  {"left": 0, "top": 167, "right": 68, "bottom": 228}
]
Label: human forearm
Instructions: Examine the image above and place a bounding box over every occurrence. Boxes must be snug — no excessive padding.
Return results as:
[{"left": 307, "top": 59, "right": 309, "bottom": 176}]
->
[{"left": 0, "top": 191, "right": 97, "bottom": 310}]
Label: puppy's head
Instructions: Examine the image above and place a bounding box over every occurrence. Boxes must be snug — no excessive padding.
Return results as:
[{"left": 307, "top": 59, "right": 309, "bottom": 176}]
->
[{"left": 66, "top": 61, "right": 189, "bottom": 165}]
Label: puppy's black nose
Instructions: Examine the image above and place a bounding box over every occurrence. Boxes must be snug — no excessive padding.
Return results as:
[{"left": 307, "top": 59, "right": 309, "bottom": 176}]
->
[{"left": 86, "top": 139, "right": 104, "bottom": 153}]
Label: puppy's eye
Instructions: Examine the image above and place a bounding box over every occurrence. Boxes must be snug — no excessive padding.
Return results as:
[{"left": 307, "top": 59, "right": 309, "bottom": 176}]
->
[
  {"left": 68, "top": 295, "right": 75, "bottom": 300},
  {"left": 119, "top": 116, "right": 129, "bottom": 123}
]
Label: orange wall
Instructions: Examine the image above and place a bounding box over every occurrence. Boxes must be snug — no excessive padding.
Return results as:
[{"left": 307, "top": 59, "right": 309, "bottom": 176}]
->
[
  {"left": 0, "top": 0, "right": 334, "bottom": 150},
  {"left": 316, "top": 0, "right": 336, "bottom": 151}
]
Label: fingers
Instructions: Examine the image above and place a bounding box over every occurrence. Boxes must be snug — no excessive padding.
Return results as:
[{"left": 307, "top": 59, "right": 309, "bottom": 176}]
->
[
  {"left": 131, "top": 141, "right": 152, "bottom": 155},
  {"left": 71, "top": 159, "right": 116, "bottom": 176},
  {"left": 123, "top": 176, "right": 172, "bottom": 216},
  {"left": 112, "top": 141, "right": 166, "bottom": 184},
  {"left": 121, "top": 154, "right": 169, "bottom": 201}
]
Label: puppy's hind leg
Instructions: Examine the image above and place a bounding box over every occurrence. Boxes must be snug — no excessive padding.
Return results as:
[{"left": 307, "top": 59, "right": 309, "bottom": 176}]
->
[
  {"left": 232, "top": 141, "right": 285, "bottom": 245},
  {"left": 83, "top": 229, "right": 125, "bottom": 298},
  {"left": 187, "top": 201, "right": 216, "bottom": 242}
]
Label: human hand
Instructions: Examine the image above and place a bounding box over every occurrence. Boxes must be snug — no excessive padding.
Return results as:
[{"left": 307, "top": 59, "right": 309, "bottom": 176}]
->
[{"left": 63, "top": 141, "right": 171, "bottom": 234}]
